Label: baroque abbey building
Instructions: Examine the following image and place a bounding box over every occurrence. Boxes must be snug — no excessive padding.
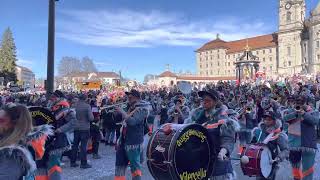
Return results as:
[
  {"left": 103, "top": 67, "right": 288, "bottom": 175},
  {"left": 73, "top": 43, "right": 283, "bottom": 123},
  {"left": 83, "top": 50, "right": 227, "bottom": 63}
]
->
[{"left": 196, "top": 0, "right": 320, "bottom": 78}]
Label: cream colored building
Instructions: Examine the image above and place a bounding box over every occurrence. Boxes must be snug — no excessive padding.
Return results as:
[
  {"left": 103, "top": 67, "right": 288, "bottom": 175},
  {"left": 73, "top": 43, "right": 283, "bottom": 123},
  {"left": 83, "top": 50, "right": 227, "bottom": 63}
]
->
[
  {"left": 15, "top": 65, "right": 35, "bottom": 88},
  {"left": 147, "top": 70, "right": 235, "bottom": 87},
  {"left": 197, "top": 0, "right": 320, "bottom": 77}
]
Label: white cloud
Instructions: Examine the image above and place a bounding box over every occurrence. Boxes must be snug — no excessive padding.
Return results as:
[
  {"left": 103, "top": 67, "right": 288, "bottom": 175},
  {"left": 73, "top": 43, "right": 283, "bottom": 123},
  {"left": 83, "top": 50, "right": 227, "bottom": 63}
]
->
[
  {"left": 57, "top": 9, "right": 272, "bottom": 48},
  {"left": 94, "top": 61, "right": 113, "bottom": 66},
  {"left": 17, "top": 58, "right": 34, "bottom": 66}
]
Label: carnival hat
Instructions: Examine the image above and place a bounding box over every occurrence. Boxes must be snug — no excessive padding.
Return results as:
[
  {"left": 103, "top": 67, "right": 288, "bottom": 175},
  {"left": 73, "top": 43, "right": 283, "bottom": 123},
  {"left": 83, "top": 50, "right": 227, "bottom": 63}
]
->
[
  {"left": 52, "top": 90, "right": 65, "bottom": 98},
  {"left": 262, "top": 110, "right": 275, "bottom": 120},
  {"left": 125, "top": 89, "right": 141, "bottom": 98},
  {"left": 198, "top": 89, "right": 219, "bottom": 101}
]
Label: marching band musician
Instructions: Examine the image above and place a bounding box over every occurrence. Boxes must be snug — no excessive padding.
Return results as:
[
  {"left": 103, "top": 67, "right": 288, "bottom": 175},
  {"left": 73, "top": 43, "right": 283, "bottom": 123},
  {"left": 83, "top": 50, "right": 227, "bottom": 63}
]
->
[
  {"left": 167, "top": 97, "right": 190, "bottom": 124},
  {"left": 237, "top": 98, "right": 256, "bottom": 154},
  {"left": 0, "top": 104, "right": 38, "bottom": 180},
  {"left": 283, "top": 96, "right": 319, "bottom": 180},
  {"left": 250, "top": 110, "right": 289, "bottom": 180},
  {"left": 38, "top": 90, "right": 75, "bottom": 180},
  {"left": 191, "top": 90, "right": 239, "bottom": 180},
  {"left": 114, "top": 89, "right": 149, "bottom": 180}
]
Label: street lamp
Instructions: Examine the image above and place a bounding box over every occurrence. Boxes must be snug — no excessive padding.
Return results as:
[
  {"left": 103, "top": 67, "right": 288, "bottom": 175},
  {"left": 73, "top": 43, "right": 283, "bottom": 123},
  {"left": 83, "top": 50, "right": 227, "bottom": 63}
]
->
[{"left": 46, "top": 0, "right": 59, "bottom": 94}]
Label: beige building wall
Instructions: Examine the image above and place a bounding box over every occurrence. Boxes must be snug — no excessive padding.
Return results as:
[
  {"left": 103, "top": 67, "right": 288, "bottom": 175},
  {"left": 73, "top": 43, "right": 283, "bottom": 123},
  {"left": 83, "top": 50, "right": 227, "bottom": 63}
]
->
[
  {"left": 197, "top": 0, "right": 315, "bottom": 77},
  {"left": 278, "top": 0, "right": 305, "bottom": 75},
  {"left": 197, "top": 46, "right": 278, "bottom": 78}
]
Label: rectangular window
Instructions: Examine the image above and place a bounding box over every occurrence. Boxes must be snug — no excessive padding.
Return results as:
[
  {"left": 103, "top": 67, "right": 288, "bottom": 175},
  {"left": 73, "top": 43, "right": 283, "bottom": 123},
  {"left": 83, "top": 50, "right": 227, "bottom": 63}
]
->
[
  {"left": 304, "top": 43, "right": 307, "bottom": 52},
  {"left": 288, "top": 61, "right": 292, "bottom": 66},
  {"left": 233, "top": 54, "right": 236, "bottom": 58},
  {"left": 210, "top": 70, "right": 213, "bottom": 75},
  {"left": 263, "top": 50, "right": 265, "bottom": 54},
  {"left": 256, "top": 51, "right": 259, "bottom": 55},
  {"left": 287, "top": 47, "right": 291, "bottom": 56},
  {"left": 318, "top": 54, "right": 320, "bottom": 60},
  {"left": 269, "top": 49, "right": 272, "bottom": 53},
  {"left": 228, "top": 62, "right": 230, "bottom": 66},
  {"left": 270, "top": 66, "right": 273, "bottom": 70},
  {"left": 269, "top": 57, "right": 272, "bottom": 62},
  {"left": 206, "top": 64, "right": 208, "bottom": 68},
  {"left": 210, "top": 63, "right": 213, "bottom": 67},
  {"left": 218, "top": 54, "right": 220, "bottom": 59},
  {"left": 200, "top": 65, "right": 202, "bottom": 68},
  {"left": 317, "top": 41, "right": 320, "bottom": 48},
  {"left": 263, "top": 58, "right": 266, "bottom": 62}
]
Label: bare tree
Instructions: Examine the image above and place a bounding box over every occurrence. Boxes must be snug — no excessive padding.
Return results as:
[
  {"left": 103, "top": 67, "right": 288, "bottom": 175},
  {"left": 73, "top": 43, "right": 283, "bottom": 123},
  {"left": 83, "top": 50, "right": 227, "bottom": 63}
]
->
[
  {"left": 81, "top": 56, "right": 97, "bottom": 72},
  {"left": 58, "top": 56, "right": 82, "bottom": 76}
]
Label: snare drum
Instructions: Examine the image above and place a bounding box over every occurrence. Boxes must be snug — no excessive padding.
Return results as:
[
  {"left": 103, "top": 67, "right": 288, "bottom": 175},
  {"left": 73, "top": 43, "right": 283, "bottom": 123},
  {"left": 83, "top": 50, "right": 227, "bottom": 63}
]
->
[
  {"left": 241, "top": 144, "right": 273, "bottom": 178},
  {"left": 147, "top": 123, "right": 214, "bottom": 180}
]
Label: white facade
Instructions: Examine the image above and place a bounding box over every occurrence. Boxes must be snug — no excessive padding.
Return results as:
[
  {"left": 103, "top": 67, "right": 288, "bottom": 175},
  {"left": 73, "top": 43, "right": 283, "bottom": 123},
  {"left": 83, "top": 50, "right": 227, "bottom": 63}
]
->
[
  {"left": 15, "top": 66, "right": 35, "bottom": 88},
  {"left": 197, "top": 0, "right": 320, "bottom": 77}
]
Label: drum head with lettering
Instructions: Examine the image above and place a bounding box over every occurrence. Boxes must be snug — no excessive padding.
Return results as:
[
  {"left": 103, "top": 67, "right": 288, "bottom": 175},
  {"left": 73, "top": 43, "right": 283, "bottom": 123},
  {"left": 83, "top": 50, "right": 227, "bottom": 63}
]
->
[
  {"left": 28, "top": 106, "right": 55, "bottom": 126},
  {"left": 172, "top": 124, "right": 213, "bottom": 179},
  {"left": 260, "top": 146, "right": 272, "bottom": 178}
]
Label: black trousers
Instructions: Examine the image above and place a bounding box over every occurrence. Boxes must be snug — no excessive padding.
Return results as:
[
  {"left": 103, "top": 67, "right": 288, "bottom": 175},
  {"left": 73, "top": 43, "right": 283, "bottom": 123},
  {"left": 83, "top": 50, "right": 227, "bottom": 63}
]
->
[
  {"left": 71, "top": 130, "right": 90, "bottom": 165},
  {"left": 91, "top": 129, "right": 101, "bottom": 155}
]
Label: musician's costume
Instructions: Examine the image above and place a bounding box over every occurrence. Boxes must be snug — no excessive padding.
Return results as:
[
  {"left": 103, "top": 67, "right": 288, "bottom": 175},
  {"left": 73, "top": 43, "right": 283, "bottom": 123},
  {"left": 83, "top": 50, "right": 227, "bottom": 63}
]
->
[
  {"left": 0, "top": 125, "right": 53, "bottom": 180},
  {"left": 191, "top": 90, "right": 239, "bottom": 180},
  {"left": 115, "top": 90, "right": 150, "bottom": 180},
  {"left": 238, "top": 101, "right": 255, "bottom": 154},
  {"left": 167, "top": 98, "right": 190, "bottom": 124},
  {"left": 283, "top": 98, "right": 319, "bottom": 180},
  {"left": 251, "top": 111, "right": 289, "bottom": 180},
  {"left": 35, "top": 91, "right": 75, "bottom": 180}
]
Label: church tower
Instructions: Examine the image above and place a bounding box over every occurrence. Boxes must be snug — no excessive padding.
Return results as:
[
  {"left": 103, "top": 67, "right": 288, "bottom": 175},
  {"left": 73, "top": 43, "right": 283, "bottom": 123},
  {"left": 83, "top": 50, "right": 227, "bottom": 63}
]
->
[{"left": 278, "top": 0, "right": 305, "bottom": 74}]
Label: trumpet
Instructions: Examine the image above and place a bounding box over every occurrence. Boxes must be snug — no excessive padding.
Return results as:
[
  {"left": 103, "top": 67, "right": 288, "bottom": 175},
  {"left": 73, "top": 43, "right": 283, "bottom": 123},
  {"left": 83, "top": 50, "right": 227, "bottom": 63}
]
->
[
  {"left": 246, "top": 107, "right": 252, "bottom": 113},
  {"left": 101, "top": 102, "right": 128, "bottom": 111}
]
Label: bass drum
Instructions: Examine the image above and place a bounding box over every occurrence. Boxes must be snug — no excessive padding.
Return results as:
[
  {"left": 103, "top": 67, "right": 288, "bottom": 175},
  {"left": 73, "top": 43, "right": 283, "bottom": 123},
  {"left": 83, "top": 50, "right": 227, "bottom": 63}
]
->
[
  {"left": 28, "top": 106, "right": 56, "bottom": 126},
  {"left": 241, "top": 144, "right": 273, "bottom": 178},
  {"left": 147, "top": 123, "right": 214, "bottom": 180}
]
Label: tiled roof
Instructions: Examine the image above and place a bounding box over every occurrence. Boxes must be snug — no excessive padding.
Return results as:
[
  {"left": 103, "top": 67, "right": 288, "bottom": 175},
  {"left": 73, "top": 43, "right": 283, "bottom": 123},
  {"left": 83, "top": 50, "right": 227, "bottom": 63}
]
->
[
  {"left": 196, "top": 38, "right": 228, "bottom": 52},
  {"left": 178, "top": 76, "right": 236, "bottom": 81},
  {"left": 96, "top": 72, "right": 120, "bottom": 78},
  {"left": 159, "top": 71, "right": 177, "bottom": 77},
  {"left": 197, "top": 34, "right": 278, "bottom": 54}
]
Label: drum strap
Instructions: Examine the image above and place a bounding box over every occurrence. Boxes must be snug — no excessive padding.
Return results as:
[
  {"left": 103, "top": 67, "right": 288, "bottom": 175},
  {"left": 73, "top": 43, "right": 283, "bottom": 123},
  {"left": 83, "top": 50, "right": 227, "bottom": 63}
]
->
[{"left": 257, "top": 131, "right": 263, "bottom": 142}]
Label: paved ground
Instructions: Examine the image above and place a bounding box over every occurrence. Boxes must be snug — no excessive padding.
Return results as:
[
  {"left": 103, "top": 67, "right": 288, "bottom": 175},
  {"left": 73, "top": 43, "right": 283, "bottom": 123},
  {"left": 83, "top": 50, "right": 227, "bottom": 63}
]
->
[{"left": 61, "top": 135, "right": 320, "bottom": 180}]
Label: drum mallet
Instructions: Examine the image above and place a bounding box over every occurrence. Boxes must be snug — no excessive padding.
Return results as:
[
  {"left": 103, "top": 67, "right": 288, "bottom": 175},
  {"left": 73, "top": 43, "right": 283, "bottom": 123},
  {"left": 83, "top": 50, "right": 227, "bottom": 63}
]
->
[{"left": 229, "top": 155, "right": 250, "bottom": 164}]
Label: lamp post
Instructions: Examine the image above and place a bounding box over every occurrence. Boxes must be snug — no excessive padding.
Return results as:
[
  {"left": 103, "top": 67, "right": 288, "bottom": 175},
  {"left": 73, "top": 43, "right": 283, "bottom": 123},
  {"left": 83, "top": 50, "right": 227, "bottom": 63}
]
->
[{"left": 46, "top": 0, "right": 58, "bottom": 94}]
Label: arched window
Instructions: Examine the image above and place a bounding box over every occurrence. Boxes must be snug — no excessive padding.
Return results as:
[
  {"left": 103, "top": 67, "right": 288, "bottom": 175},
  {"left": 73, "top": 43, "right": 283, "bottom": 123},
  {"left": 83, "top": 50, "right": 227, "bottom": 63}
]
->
[{"left": 287, "top": 11, "right": 292, "bottom": 22}]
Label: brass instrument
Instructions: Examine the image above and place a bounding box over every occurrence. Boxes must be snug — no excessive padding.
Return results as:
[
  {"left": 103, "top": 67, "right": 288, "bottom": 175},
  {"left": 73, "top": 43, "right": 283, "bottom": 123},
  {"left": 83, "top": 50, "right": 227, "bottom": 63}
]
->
[
  {"left": 246, "top": 107, "right": 252, "bottom": 113},
  {"left": 101, "top": 102, "right": 128, "bottom": 111}
]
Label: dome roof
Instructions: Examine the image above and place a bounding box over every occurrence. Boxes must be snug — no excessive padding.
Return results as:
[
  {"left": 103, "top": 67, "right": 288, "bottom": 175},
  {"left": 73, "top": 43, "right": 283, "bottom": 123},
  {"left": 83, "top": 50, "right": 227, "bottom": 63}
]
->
[{"left": 159, "top": 71, "right": 177, "bottom": 78}]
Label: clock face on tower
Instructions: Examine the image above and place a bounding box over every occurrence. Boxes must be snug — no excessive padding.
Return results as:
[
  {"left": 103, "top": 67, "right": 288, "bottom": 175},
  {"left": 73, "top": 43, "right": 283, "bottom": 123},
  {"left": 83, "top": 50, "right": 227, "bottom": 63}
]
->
[{"left": 285, "top": 2, "right": 292, "bottom": 10}]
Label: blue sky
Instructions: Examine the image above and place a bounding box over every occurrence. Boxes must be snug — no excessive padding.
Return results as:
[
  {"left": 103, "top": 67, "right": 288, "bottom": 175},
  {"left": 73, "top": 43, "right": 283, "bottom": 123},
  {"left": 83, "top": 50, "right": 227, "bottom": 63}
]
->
[{"left": 0, "top": 0, "right": 319, "bottom": 81}]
